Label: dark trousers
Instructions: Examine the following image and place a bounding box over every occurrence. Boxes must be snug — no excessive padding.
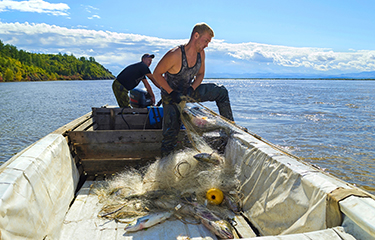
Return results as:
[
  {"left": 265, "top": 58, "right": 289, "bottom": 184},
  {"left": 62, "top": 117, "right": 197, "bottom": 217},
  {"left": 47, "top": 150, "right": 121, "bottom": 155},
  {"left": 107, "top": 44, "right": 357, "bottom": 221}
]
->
[{"left": 161, "top": 83, "right": 233, "bottom": 157}]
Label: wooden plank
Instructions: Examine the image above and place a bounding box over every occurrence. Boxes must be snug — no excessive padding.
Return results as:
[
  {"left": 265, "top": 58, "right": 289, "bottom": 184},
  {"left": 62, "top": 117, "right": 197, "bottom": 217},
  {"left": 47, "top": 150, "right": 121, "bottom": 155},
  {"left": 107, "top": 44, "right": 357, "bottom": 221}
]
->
[
  {"left": 110, "top": 108, "right": 115, "bottom": 130},
  {"left": 96, "top": 123, "right": 150, "bottom": 130},
  {"left": 92, "top": 107, "right": 148, "bottom": 115},
  {"left": 52, "top": 112, "right": 92, "bottom": 135},
  {"left": 68, "top": 130, "right": 188, "bottom": 159},
  {"left": 233, "top": 214, "right": 257, "bottom": 238},
  {"left": 69, "top": 130, "right": 163, "bottom": 144},
  {"left": 69, "top": 131, "right": 188, "bottom": 159},
  {"left": 68, "top": 130, "right": 163, "bottom": 159},
  {"left": 76, "top": 142, "right": 161, "bottom": 159},
  {"left": 74, "top": 118, "right": 94, "bottom": 131},
  {"left": 86, "top": 123, "right": 97, "bottom": 131},
  {"left": 81, "top": 158, "right": 155, "bottom": 176},
  {"left": 95, "top": 114, "right": 150, "bottom": 130},
  {"left": 92, "top": 107, "right": 153, "bottom": 130}
]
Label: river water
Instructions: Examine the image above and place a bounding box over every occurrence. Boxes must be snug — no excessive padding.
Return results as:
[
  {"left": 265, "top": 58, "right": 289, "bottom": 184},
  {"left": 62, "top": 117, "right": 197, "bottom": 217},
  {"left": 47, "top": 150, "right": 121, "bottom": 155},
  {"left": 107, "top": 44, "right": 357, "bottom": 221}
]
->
[{"left": 1, "top": 79, "right": 374, "bottom": 194}]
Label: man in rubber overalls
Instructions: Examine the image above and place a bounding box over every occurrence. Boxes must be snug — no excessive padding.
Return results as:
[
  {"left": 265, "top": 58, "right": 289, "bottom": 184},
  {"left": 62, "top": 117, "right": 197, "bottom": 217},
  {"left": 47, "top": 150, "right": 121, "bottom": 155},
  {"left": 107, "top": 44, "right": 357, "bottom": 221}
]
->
[
  {"left": 153, "top": 23, "right": 234, "bottom": 157},
  {"left": 112, "top": 54, "right": 160, "bottom": 108}
]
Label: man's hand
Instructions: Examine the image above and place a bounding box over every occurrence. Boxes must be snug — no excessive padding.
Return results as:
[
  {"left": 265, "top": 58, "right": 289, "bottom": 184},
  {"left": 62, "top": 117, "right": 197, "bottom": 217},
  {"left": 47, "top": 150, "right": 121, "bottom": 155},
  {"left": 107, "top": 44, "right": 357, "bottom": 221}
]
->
[{"left": 169, "top": 91, "right": 182, "bottom": 104}]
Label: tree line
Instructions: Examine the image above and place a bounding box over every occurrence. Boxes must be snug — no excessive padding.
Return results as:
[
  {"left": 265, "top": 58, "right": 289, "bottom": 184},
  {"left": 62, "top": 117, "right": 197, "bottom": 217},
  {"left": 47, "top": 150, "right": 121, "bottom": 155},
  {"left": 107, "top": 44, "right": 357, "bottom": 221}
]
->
[{"left": 0, "top": 40, "right": 115, "bottom": 82}]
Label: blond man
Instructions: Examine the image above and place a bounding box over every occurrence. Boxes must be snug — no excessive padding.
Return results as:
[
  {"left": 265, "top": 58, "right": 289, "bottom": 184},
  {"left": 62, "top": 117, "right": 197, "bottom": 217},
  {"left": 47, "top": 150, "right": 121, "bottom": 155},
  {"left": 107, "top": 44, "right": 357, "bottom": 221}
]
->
[{"left": 153, "top": 23, "right": 234, "bottom": 157}]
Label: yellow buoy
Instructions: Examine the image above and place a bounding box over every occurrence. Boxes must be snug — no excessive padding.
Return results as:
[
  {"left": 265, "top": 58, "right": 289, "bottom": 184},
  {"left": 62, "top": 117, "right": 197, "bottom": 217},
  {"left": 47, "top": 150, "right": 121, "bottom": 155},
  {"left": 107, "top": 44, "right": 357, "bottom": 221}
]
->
[{"left": 206, "top": 188, "right": 224, "bottom": 205}]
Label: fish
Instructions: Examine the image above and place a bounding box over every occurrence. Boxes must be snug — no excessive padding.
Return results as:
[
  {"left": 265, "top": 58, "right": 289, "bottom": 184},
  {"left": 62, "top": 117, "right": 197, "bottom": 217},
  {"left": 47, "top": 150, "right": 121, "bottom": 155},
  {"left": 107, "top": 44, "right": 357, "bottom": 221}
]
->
[
  {"left": 194, "top": 204, "right": 235, "bottom": 239},
  {"left": 224, "top": 194, "right": 240, "bottom": 213},
  {"left": 125, "top": 211, "right": 172, "bottom": 232},
  {"left": 181, "top": 108, "right": 218, "bottom": 130},
  {"left": 193, "top": 152, "right": 222, "bottom": 165},
  {"left": 191, "top": 116, "right": 210, "bottom": 128},
  {"left": 200, "top": 217, "right": 235, "bottom": 239}
]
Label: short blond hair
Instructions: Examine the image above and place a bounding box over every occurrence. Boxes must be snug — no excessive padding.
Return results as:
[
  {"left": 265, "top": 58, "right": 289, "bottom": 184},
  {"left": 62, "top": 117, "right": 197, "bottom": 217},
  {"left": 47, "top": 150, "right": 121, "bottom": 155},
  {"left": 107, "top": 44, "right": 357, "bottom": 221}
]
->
[{"left": 191, "top": 22, "right": 214, "bottom": 38}]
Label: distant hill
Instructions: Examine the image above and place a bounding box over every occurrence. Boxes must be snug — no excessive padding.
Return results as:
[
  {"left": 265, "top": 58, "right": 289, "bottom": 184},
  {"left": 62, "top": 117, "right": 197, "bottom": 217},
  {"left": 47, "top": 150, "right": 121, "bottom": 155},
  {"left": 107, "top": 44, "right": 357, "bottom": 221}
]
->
[
  {"left": 0, "top": 40, "right": 114, "bottom": 82},
  {"left": 334, "top": 71, "right": 375, "bottom": 79}
]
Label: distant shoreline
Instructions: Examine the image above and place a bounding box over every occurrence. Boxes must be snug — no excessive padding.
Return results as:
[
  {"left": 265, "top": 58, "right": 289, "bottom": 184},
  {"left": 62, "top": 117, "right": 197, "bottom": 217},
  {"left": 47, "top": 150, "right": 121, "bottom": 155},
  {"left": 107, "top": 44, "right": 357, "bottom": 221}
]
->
[
  {"left": 1, "top": 78, "right": 375, "bottom": 84},
  {"left": 206, "top": 78, "right": 375, "bottom": 80}
]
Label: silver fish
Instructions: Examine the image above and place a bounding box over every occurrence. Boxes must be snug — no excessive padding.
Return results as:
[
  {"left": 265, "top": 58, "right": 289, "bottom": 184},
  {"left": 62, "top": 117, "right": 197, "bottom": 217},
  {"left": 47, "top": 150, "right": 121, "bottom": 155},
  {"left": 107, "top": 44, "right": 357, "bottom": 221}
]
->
[
  {"left": 125, "top": 211, "right": 172, "bottom": 232},
  {"left": 224, "top": 194, "right": 240, "bottom": 213},
  {"left": 194, "top": 204, "right": 235, "bottom": 239},
  {"left": 193, "top": 152, "right": 222, "bottom": 165},
  {"left": 200, "top": 217, "right": 235, "bottom": 239}
]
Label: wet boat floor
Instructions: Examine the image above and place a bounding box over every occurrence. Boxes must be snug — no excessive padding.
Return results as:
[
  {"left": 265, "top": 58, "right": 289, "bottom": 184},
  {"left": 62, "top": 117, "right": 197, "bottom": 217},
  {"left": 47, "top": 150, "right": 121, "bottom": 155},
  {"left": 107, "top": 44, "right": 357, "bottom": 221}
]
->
[{"left": 59, "top": 180, "right": 253, "bottom": 240}]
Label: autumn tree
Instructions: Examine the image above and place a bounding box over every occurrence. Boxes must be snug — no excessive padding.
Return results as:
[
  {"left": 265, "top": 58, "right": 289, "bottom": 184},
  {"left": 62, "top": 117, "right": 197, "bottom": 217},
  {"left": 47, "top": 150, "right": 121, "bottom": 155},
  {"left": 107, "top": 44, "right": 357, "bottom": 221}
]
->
[{"left": 0, "top": 39, "right": 114, "bottom": 81}]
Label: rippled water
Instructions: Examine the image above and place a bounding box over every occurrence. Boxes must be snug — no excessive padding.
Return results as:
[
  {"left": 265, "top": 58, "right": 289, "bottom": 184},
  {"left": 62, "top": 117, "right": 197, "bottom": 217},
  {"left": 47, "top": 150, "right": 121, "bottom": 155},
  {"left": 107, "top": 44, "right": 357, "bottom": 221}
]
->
[{"left": 1, "top": 79, "right": 374, "bottom": 194}]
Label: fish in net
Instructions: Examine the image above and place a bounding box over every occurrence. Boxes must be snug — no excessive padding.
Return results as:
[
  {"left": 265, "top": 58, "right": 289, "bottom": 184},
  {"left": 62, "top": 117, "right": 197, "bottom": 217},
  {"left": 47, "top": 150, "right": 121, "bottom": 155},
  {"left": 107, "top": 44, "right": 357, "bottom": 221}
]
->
[{"left": 95, "top": 102, "right": 243, "bottom": 238}]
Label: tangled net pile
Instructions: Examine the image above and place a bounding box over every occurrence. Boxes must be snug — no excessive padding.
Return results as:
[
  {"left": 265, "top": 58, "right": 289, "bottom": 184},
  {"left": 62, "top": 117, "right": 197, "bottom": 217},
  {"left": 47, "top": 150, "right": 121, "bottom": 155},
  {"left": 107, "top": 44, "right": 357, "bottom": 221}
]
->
[{"left": 95, "top": 103, "right": 242, "bottom": 238}]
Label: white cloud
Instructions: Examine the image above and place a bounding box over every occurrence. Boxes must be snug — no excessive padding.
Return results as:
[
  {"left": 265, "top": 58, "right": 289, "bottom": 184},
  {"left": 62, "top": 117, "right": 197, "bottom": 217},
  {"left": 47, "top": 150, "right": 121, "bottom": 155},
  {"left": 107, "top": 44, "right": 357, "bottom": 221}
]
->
[
  {"left": 0, "top": 0, "right": 69, "bottom": 16},
  {"left": 0, "top": 21, "right": 185, "bottom": 74},
  {"left": 0, "top": 21, "right": 375, "bottom": 76},
  {"left": 88, "top": 15, "right": 100, "bottom": 20},
  {"left": 82, "top": 4, "right": 98, "bottom": 13},
  {"left": 83, "top": 5, "right": 100, "bottom": 20},
  {"left": 210, "top": 40, "right": 375, "bottom": 73}
]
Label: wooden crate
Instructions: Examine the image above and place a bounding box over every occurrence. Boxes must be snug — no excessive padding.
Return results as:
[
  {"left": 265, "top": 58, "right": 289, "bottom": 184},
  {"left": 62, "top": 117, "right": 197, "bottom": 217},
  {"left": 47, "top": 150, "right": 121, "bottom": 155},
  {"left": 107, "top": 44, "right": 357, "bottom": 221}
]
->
[
  {"left": 67, "top": 130, "right": 188, "bottom": 176},
  {"left": 92, "top": 107, "right": 158, "bottom": 130}
]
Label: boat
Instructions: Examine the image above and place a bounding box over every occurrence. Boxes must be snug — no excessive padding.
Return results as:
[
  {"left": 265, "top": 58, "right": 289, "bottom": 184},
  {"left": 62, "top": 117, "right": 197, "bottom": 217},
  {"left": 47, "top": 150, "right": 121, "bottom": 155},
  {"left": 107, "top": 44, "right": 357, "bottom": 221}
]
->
[{"left": 1, "top": 101, "right": 375, "bottom": 240}]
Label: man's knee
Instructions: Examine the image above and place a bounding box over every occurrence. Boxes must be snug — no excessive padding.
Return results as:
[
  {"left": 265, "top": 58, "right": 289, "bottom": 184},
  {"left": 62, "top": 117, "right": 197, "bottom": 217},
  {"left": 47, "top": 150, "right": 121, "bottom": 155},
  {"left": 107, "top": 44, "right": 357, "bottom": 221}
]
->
[
  {"left": 216, "top": 84, "right": 230, "bottom": 103},
  {"left": 195, "top": 83, "right": 229, "bottom": 103}
]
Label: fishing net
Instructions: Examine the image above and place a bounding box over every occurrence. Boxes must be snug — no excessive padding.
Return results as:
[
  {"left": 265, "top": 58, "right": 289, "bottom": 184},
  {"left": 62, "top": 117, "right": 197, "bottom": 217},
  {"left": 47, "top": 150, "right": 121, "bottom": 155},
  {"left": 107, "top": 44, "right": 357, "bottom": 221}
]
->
[{"left": 95, "top": 102, "right": 242, "bottom": 236}]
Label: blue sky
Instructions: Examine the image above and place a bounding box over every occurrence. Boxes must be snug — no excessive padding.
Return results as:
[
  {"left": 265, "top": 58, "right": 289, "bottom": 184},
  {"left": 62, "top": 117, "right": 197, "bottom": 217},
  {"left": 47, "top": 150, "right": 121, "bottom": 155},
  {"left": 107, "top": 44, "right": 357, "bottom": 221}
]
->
[{"left": 1, "top": 0, "right": 375, "bottom": 77}]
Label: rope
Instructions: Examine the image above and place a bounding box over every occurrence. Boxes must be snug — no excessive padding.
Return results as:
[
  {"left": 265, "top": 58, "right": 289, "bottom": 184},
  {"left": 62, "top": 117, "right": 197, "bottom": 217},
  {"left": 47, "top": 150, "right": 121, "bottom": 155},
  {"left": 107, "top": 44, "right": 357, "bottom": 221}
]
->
[{"left": 175, "top": 101, "right": 201, "bottom": 153}]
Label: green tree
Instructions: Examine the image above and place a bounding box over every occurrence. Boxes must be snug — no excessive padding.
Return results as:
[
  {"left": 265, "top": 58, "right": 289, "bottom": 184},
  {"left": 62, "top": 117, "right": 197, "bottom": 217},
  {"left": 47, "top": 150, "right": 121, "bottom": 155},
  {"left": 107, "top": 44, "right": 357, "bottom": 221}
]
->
[
  {"left": 0, "top": 40, "right": 4, "bottom": 55},
  {"left": 4, "top": 68, "right": 14, "bottom": 81},
  {"left": 0, "top": 39, "right": 115, "bottom": 81},
  {"left": 15, "top": 71, "right": 22, "bottom": 81}
]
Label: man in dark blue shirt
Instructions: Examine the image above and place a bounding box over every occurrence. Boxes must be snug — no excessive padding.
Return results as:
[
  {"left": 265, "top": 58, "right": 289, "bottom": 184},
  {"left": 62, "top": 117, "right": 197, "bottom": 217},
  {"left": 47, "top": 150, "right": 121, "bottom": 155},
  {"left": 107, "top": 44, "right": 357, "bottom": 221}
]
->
[{"left": 112, "top": 54, "right": 160, "bottom": 107}]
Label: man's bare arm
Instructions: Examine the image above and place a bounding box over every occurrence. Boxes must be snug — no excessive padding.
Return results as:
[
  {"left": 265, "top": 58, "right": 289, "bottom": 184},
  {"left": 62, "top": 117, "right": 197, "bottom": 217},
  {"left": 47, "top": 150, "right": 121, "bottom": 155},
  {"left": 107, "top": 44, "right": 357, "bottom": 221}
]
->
[
  {"left": 142, "top": 78, "right": 156, "bottom": 104},
  {"left": 191, "top": 50, "right": 206, "bottom": 90},
  {"left": 153, "top": 48, "right": 180, "bottom": 94},
  {"left": 145, "top": 73, "right": 161, "bottom": 89}
]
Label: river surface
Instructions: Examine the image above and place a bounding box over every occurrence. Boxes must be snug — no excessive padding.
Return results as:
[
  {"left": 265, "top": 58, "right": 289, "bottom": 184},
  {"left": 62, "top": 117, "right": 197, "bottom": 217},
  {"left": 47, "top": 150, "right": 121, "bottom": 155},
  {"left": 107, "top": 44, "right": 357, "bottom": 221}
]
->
[{"left": 1, "top": 79, "right": 374, "bottom": 194}]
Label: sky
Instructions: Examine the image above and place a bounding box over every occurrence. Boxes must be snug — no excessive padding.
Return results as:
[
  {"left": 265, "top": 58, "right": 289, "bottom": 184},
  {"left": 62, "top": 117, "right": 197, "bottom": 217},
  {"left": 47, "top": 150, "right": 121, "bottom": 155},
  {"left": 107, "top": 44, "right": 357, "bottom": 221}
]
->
[{"left": 1, "top": 0, "right": 375, "bottom": 77}]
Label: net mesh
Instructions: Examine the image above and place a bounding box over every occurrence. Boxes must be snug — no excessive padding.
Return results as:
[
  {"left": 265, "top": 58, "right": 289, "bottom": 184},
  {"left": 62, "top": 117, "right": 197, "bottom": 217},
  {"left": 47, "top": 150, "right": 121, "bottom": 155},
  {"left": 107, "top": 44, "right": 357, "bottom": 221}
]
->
[{"left": 95, "top": 102, "right": 242, "bottom": 235}]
